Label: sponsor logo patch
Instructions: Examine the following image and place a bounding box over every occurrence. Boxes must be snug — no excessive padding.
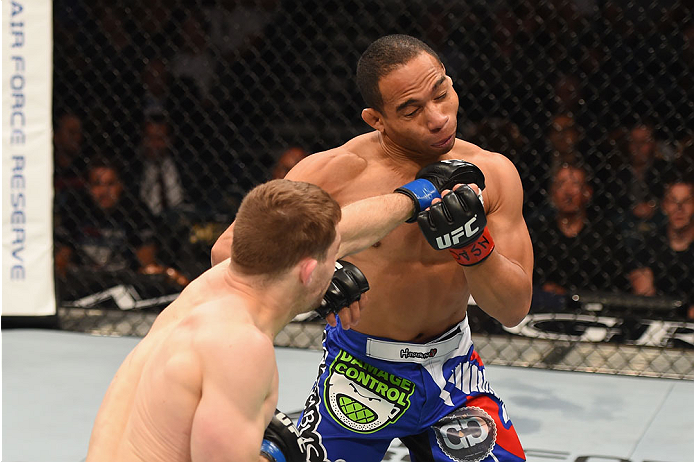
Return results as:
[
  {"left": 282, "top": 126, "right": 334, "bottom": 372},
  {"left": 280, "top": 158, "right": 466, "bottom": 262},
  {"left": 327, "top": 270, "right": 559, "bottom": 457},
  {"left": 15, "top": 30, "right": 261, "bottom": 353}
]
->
[
  {"left": 400, "top": 347, "right": 438, "bottom": 359},
  {"left": 433, "top": 407, "right": 497, "bottom": 462},
  {"left": 324, "top": 350, "right": 415, "bottom": 433}
]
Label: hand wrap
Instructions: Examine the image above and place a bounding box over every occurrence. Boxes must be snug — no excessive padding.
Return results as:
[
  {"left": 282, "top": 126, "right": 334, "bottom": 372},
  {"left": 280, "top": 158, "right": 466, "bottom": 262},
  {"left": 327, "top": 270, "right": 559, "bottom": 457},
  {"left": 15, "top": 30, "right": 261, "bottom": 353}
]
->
[
  {"left": 316, "top": 260, "right": 369, "bottom": 318},
  {"left": 261, "top": 410, "right": 304, "bottom": 462},
  {"left": 417, "top": 186, "right": 495, "bottom": 266}
]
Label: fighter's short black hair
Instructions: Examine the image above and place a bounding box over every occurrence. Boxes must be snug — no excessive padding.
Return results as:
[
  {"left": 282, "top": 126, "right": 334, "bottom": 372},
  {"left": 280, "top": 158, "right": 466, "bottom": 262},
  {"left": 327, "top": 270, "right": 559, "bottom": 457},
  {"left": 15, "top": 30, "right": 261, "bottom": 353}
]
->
[{"left": 356, "top": 34, "right": 442, "bottom": 113}]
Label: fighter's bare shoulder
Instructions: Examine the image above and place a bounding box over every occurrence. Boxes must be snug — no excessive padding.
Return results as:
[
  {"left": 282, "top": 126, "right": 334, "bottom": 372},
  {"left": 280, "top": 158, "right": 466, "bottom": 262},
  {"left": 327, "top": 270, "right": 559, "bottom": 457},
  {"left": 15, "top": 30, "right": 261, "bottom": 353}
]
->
[
  {"left": 191, "top": 300, "right": 274, "bottom": 354},
  {"left": 450, "top": 139, "right": 523, "bottom": 211},
  {"left": 284, "top": 133, "right": 373, "bottom": 193}
]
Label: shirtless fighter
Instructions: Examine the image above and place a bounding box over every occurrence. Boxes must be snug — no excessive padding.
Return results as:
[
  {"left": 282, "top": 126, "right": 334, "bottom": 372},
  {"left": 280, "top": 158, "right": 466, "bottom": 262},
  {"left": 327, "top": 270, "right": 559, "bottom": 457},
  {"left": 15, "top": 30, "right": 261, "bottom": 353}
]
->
[
  {"left": 85, "top": 179, "right": 386, "bottom": 462},
  {"left": 212, "top": 35, "right": 533, "bottom": 461}
]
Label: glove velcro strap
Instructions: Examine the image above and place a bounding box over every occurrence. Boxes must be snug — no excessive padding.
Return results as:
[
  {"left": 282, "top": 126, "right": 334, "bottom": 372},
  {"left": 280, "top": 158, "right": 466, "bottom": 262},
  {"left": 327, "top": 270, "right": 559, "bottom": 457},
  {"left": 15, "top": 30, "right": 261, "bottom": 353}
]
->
[
  {"left": 394, "top": 179, "right": 441, "bottom": 223},
  {"left": 448, "top": 227, "right": 495, "bottom": 266},
  {"left": 261, "top": 439, "right": 287, "bottom": 462}
]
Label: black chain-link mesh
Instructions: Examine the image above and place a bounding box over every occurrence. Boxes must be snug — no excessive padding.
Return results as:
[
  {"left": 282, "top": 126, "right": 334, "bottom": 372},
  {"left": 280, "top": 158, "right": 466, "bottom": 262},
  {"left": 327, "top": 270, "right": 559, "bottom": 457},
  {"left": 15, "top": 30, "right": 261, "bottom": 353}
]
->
[{"left": 53, "top": 0, "right": 694, "bottom": 379}]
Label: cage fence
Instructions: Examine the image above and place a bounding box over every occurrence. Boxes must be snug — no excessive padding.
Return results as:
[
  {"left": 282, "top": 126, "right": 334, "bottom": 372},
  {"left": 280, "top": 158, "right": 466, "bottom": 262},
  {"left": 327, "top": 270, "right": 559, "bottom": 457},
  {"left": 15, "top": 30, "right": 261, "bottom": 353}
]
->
[{"left": 53, "top": 0, "right": 694, "bottom": 379}]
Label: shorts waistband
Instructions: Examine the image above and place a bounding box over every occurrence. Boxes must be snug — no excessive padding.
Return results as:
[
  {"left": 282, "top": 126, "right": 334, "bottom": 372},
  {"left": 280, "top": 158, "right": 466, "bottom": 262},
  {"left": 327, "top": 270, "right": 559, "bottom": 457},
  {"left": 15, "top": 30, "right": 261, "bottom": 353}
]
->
[{"left": 332, "top": 316, "right": 471, "bottom": 365}]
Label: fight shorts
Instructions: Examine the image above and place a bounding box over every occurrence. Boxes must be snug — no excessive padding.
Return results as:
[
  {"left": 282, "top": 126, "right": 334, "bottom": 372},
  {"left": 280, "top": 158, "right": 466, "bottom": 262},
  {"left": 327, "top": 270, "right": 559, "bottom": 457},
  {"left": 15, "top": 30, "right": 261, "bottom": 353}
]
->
[{"left": 297, "top": 316, "right": 525, "bottom": 462}]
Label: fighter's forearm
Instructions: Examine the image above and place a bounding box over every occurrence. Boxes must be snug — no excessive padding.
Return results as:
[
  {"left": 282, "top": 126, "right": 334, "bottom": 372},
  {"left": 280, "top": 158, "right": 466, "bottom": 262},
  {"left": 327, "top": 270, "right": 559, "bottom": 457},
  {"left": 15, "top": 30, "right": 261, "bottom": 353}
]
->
[
  {"left": 337, "top": 193, "right": 413, "bottom": 258},
  {"left": 464, "top": 251, "right": 532, "bottom": 327}
]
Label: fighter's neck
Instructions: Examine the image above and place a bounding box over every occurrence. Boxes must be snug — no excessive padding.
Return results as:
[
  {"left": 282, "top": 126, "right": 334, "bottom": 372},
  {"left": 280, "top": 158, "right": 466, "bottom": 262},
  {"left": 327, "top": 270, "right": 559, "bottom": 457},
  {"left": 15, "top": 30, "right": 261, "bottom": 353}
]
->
[{"left": 222, "top": 267, "right": 298, "bottom": 339}]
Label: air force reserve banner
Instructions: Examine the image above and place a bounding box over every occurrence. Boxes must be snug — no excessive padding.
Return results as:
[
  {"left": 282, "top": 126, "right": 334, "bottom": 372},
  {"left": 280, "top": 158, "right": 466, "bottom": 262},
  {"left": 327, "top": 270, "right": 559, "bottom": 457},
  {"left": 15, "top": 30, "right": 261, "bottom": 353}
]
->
[{"left": 2, "top": 0, "right": 55, "bottom": 316}]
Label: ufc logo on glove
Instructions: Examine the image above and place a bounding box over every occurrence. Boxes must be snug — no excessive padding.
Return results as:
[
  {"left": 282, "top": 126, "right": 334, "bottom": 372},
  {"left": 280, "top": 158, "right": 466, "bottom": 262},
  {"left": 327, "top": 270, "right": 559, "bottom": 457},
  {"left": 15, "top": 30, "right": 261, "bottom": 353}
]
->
[
  {"left": 418, "top": 187, "right": 495, "bottom": 266},
  {"left": 435, "top": 216, "right": 480, "bottom": 249}
]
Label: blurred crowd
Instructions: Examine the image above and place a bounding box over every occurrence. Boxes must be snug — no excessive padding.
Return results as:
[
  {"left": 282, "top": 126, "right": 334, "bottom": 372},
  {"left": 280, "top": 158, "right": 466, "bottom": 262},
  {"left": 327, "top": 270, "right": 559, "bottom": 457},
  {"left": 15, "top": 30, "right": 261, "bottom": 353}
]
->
[{"left": 53, "top": 0, "right": 693, "bottom": 319}]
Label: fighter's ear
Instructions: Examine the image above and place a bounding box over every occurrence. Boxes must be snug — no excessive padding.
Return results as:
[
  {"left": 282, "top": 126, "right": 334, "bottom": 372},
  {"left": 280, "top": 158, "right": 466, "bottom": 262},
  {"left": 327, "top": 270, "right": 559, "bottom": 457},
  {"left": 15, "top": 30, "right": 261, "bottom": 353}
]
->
[
  {"left": 362, "top": 108, "right": 384, "bottom": 132},
  {"left": 299, "top": 258, "right": 318, "bottom": 286}
]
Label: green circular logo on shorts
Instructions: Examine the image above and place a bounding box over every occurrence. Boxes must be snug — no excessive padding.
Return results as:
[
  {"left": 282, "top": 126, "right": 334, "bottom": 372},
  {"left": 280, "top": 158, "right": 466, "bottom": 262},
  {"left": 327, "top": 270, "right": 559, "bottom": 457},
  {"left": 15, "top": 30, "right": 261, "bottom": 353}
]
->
[
  {"left": 338, "top": 394, "right": 376, "bottom": 424},
  {"left": 324, "top": 350, "right": 415, "bottom": 433}
]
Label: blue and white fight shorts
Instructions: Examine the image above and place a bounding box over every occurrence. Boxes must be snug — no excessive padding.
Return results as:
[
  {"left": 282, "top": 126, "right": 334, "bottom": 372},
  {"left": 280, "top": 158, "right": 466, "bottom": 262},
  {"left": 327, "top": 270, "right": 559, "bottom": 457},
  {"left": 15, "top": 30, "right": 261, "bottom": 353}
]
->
[{"left": 297, "top": 316, "right": 525, "bottom": 462}]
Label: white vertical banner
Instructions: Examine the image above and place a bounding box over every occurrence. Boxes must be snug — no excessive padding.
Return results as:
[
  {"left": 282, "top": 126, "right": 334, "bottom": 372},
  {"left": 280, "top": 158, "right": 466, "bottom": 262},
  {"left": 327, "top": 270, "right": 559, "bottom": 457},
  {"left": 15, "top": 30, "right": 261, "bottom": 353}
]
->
[{"left": 2, "top": 0, "right": 55, "bottom": 316}]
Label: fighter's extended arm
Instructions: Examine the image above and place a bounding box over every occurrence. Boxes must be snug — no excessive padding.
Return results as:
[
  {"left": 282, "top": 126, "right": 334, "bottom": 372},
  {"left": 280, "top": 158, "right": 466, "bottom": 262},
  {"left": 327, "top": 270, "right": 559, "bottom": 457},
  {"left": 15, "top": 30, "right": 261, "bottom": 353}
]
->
[
  {"left": 190, "top": 327, "right": 276, "bottom": 461},
  {"left": 336, "top": 193, "right": 413, "bottom": 258},
  {"left": 212, "top": 151, "right": 427, "bottom": 265},
  {"left": 211, "top": 192, "right": 414, "bottom": 266}
]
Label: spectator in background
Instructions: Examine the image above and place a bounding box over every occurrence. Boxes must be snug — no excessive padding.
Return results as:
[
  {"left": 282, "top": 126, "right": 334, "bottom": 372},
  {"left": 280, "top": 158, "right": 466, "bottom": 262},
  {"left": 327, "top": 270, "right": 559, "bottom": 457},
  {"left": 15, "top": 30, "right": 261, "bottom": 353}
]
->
[
  {"left": 54, "top": 160, "right": 188, "bottom": 292},
  {"left": 529, "top": 164, "right": 627, "bottom": 297},
  {"left": 133, "top": 57, "right": 200, "bottom": 157},
  {"left": 546, "top": 73, "right": 609, "bottom": 166},
  {"left": 521, "top": 113, "right": 585, "bottom": 212},
  {"left": 608, "top": 122, "right": 673, "bottom": 242},
  {"left": 622, "top": 123, "right": 671, "bottom": 218},
  {"left": 547, "top": 113, "right": 583, "bottom": 172},
  {"left": 629, "top": 179, "right": 694, "bottom": 319},
  {"left": 54, "top": 111, "right": 88, "bottom": 204},
  {"left": 133, "top": 115, "right": 197, "bottom": 273},
  {"left": 136, "top": 116, "right": 186, "bottom": 217},
  {"left": 271, "top": 146, "right": 309, "bottom": 180}
]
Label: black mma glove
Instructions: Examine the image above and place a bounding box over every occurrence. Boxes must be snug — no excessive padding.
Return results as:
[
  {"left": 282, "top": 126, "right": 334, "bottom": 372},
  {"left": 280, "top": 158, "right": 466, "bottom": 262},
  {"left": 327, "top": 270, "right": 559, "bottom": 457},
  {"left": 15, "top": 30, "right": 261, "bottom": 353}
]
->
[
  {"left": 261, "top": 409, "right": 304, "bottom": 462},
  {"left": 395, "top": 160, "right": 486, "bottom": 222},
  {"left": 417, "top": 186, "right": 495, "bottom": 266},
  {"left": 416, "top": 159, "right": 486, "bottom": 192},
  {"left": 315, "top": 260, "right": 369, "bottom": 318}
]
